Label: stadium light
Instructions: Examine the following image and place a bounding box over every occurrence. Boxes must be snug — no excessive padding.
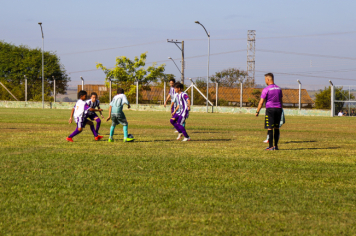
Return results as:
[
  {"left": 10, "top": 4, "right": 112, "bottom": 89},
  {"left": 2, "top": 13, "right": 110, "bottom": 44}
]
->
[
  {"left": 80, "top": 76, "right": 84, "bottom": 90},
  {"left": 194, "top": 20, "right": 210, "bottom": 113},
  {"left": 329, "top": 80, "right": 333, "bottom": 86},
  {"left": 38, "top": 22, "right": 44, "bottom": 109}
]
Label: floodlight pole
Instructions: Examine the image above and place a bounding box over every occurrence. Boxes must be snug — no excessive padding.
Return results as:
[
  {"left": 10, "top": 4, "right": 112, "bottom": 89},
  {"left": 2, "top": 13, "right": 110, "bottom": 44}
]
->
[
  {"left": 80, "top": 76, "right": 84, "bottom": 90},
  {"left": 168, "top": 57, "right": 182, "bottom": 77},
  {"left": 38, "top": 22, "right": 44, "bottom": 109},
  {"left": 297, "top": 80, "right": 301, "bottom": 110},
  {"left": 53, "top": 76, "right": 56, "bottom": 103},
  {"left": 24, "top": 75, "right": 27, "bottom": 102},
  {"left": 329, "top": 80, "right": 334, "bottom": 117},
  {"left": 195, "top": 21, "right": 210, "bottom": 113}
]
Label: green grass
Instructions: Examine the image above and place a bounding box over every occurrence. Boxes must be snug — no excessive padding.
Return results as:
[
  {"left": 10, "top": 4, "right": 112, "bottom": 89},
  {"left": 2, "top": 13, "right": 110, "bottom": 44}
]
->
[{"left": 1, "top": 108, "right": 356, "bottom": 235}]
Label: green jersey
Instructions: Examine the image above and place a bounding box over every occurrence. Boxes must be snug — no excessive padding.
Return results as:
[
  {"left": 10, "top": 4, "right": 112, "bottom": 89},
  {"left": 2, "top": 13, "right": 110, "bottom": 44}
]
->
[{"left": 110, "top": 94, "right": 129, "bottom": 118}]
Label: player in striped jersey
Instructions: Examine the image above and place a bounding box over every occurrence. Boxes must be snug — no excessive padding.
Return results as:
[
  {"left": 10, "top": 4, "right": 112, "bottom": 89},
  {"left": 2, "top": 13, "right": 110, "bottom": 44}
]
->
[
  {"left": 86, "top": 92, "right": 104, "bottom": 134},
  {"left": 164, "top": 78, "right": 177, "bottom": 114},
  {"left": 170, "top": 83, "right": 191, "bottom": 141},
  {"left": 66, "top": 90, "right": 104, "bottom": 142}
]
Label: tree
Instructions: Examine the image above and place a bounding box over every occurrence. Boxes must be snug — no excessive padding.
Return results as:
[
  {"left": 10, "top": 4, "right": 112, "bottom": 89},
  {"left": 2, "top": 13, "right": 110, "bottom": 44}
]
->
[
  {"left": 96, "top": 52, "right": 165, "bottom": 103},
  {"left": 210, "top": 68, "right": 253, "bottom": 88},
  {"left": 248, "top": 89, "right": 261, "bottom": 107},
  {"left": 315, "top": 86, "right": 355, "bottom": 111},
  {"left": 0, "top": 41, "right": 70, "bottom": 101}
]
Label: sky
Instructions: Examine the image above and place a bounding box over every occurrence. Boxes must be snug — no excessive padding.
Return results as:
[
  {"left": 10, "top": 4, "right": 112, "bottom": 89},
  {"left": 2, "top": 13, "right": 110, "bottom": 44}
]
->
[{"left": 1, "top": 0, "right": 356, "bottom": 89}]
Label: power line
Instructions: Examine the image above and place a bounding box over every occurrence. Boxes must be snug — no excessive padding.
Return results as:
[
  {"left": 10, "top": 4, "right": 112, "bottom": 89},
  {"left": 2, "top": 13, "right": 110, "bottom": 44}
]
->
[
  {"left": 60, "top": 31, "right": 356, "bottom": 56},
  {"left": 257, "top": 49, "right": 356, "bottom": 61},
  {"left": 255, "top": 70, "right": 356, "bottom": 82},
  {"left": 60, "top": 40, "right": 164, "bottom": 56}
]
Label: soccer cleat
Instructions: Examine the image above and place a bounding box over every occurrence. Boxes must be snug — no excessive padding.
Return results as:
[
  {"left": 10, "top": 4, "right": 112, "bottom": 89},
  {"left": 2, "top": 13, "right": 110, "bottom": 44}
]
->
[
  {"left": 174, "top": 130, "right": 178, "bottom": 133},
  {"left": 95, "top": 135, "right": 103, "bottom": 141},
  {"left": 265, "top": 147, "right": 275, "bottom": 151},
  {"left": 124, "top": 138, "right": 135, "bottom": 142},
  {"left": 177, "top": 133, "right": 183, "bottom": 140},
  {"left": 66, "top": 137, "right": 74, "bottom": 142},
  {"left": 182, "top": 137, "right": 191, "bottom": 142},
  {"left": 263, "top": 139, "right": 269, "bottom": 143},
  {"left": 274, "top": 146, "right": 279, "bottom": 150},
  {"left": 108, "top": 137, "right": 114, "bottom": 142}
]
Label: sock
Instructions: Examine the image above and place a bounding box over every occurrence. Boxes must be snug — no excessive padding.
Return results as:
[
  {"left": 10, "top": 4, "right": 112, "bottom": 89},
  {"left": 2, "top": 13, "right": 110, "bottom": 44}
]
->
[
  {"left": 90, "top": 125, "right": 98, "bottom": 137},
  {"left": 68, "top": 128, "right": 81, "bottom": 138},
  {"left": 274, "top": 129, "right": 280, "bottom": 147},
  {"left": 268, "top": 130, "right": 273, "bottom": 148},
  {"left": 95, "top": 118, "right": 101, "bottom": 133},
  {"left": 123, "top": 125, "right": 128, "bottom": 139},
  {"left": 178, "top": 124, "right": 189, "bottom": 138},
  {"left": 110, "top": 126, "right": 115, "bottom": 139}
]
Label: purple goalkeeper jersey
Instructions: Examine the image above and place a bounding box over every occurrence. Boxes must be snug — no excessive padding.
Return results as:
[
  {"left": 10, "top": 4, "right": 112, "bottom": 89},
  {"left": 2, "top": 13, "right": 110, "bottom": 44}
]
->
[{"left": 261, "top": 84, "right": 283, "bottom": 108}]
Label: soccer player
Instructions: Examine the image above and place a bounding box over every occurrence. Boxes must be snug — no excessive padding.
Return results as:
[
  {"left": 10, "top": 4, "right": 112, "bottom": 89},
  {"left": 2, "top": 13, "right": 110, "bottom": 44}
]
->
[
  {"left": 170, "top": 83, "right": 191, "bottom": 141},
  {"left": 67, "top": 90, "right": 104, "bottom": 142},
  {"left": 86, "top": 92, "right": 104, "bottom": 134},
  {"left": 256, "top": 73, "right": 283, "bottom": 150},
  {"left": 164, "top": 78, "right": 177, "bottom": 114},
  {"left": 106, "top": 88, "right": 134, "bottom": 142}
]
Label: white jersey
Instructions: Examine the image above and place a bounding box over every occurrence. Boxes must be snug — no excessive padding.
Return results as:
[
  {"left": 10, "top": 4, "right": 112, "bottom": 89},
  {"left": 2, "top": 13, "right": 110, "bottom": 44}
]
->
[
  {"left": 73, "top": 99, "right": 90, "bottom": 123},
  {"left": 169, "top": 87, "right": 176, "bottom": 101},
  {"left": 110, "top": 94, "right": 129, "bottom": 115}
]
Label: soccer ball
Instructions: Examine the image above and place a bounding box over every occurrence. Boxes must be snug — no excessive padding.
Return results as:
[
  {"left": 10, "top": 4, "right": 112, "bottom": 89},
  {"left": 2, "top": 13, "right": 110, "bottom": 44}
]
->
[{"left": 128, "top": 134, "right": 134, "bottom": 139}]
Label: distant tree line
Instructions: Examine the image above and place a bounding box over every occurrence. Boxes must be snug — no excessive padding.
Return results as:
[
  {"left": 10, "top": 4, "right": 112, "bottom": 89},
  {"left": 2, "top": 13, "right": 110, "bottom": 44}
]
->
[{"left": 0, "top": 41, "right": 70, "bottom": 101}]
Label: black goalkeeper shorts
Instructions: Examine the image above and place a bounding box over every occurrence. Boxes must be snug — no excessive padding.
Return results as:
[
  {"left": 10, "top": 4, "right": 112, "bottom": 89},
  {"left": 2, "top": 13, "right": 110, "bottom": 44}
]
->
[{"left": 265, "top": 108, "right": 282, "bottom": 129}]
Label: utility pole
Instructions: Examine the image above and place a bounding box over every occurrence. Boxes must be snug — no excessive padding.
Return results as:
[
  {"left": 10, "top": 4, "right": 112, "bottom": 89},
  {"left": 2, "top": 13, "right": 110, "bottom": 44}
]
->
[
  {"left": 167, "top": 39, "right": 184, "bottom": 84},
  {"left": 247, "top": 30, "right": 256, "bottom": 85}
]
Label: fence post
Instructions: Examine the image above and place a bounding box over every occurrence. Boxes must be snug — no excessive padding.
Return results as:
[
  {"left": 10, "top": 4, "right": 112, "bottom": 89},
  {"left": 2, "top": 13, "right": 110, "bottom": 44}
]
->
[
  {"left": 53, "top": 76, "right": 56, "bottom": 103},
  {"left": 189, "top": 78, "right": 194, "bottom": 106},
  {"left": 163, "top": 81, "right": 166, "bottom": 106},
  {"left": 216, "top": 82, "right": 218, "bottom": 109},
  {"left": 136, "top": 80, "right": 138, "bottom": 107},
  {"left": 24, "top": 75, "right": 27, "bottom": 102},
  {"left": 109, "top": 78, "right": 112, "bottom": 102},
  {"left": 240, "top": 81, "right": 243, "bottom": 108},
  {"left": 329, "top": 80, "right": 334, "bottom": 117},
  {"left": 297, "top": 80, "right": 301, "bottom": 110}
]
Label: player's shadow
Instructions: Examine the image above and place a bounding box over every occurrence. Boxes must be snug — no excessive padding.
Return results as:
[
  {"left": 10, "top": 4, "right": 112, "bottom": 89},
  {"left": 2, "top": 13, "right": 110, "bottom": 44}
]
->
[
  {"left": 282, "top": 147, "right": 340, "bottom": 150},
  {"left": 191, "top": 131, "right": 223, "bottom": 134},
  {"left": 284, "top": 140, "right": 317, "bottom": 144},
  {"left": 194, "top": 139, "right": 232, "bottom": 142}
]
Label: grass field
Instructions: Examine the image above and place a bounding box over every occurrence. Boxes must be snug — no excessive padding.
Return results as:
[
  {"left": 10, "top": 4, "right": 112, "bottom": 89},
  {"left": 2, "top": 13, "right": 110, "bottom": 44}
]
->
[{"left": 1, "top": 108, "right": 356, "bottom": 235}]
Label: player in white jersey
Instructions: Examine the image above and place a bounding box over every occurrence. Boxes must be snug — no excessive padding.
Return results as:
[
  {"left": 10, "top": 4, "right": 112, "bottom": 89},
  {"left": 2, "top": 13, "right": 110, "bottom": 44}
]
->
[
  {"left": 170, "top": 83, "right": 191, "bottom": 141},
  {"left": 164, "top": 78, "right": 177, "bottom": 114},
  {"left": 86, "top": 92, "right": 104, "bottom": 134},
  {"left": 66, "top": 90, "right": 104, "bottom": 142}
]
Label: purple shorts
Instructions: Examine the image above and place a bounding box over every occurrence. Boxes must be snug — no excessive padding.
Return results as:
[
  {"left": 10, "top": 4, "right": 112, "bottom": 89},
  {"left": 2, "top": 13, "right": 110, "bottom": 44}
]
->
[
  {"left": 87, "top": 113, "right": 99, "bottom": 120},
  {"left": 76, "top": 117, "right": 89, "bottom": 129},
  {"left": 172, "top": 113, "right": 187, "bottom": 125}
]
